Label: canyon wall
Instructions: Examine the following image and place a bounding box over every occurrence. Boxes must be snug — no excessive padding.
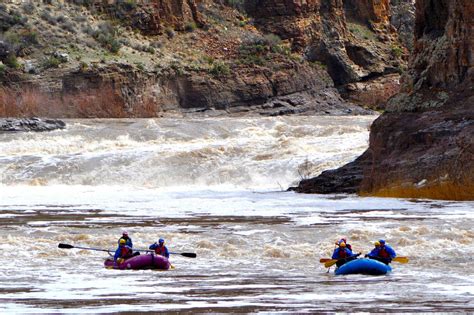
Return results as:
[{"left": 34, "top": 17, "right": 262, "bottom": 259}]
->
[
  {"left": 294, "top": 0, "right": 474, "bottom": 200},
  {"left": 0, "top": 0, "right": 410, "bottom": 117},
  {"left": 246, "top": 0, "right": 408, "bottom": 109}
]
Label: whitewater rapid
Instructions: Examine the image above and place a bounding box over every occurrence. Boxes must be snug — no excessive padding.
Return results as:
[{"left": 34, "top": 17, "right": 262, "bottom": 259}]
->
[{"left": 1, "top": 116, "right": 473, "bottom": 313}]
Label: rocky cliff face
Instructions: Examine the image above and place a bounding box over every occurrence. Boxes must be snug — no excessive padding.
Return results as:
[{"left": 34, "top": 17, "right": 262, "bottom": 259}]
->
[
  {"left": 293, "top": 0, "right": 474, "bottom": 200},
  {"left": 87, "top": 0, "right": 206, "bottom": 34},
  {"left": 0, "top": 0, "right": 412, "bottom": 117},
  {"left": 246, "top": 0, "right": 409, "bottom": 109},
  {"left": 390, "top": 0, "right": 415, "bottom": 51},
  {"left": 1, "top": 0, "right": 377, "bottom": 117}
]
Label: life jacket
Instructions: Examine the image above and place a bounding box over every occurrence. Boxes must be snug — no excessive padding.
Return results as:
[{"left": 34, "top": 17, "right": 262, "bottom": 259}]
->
[
  {"left": 120, "top": 246, "right": 131, "bottom": 258},
  {"left": 338, "top": 248, "right": 348, "bottom": 258},
  {"left": 154, "top": 245, "right": 166, "bottom": 255},
  {"left": 379, "top": 246, "right": 390, "bottom": 258}
]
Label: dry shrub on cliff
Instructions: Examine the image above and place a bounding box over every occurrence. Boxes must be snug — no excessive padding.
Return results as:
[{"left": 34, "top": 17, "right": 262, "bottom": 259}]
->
[
  {"left": 0, "top": 86, "right": 159, "bottom": 118},
  {"left": 367, "top": 181, "right": 474, "bottom": 201},
  {"left": 63, "top": 87, "right": 128, "bottom": 118},
  {"left": 65, "top": 86, "right": 159, "bottom": 118},
  {"left": 0, "top": 87, "right": 60, "bottom": 117}
]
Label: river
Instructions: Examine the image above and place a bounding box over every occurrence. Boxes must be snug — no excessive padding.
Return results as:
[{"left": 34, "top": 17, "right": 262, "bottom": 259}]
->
[{"left": 1, "top": 116, "right": 473, "bottom": 313}]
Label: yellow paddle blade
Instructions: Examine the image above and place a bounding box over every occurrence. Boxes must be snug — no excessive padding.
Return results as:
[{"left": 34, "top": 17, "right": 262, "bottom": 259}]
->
[
  {"left": 393, "top": 256, "right": 409, "bottom": 263},
  {"left": 324, "top": 259, "right": 338, "bottom": 268},
  {"left": 319, "top": 258, "right": 332, "bottom": 263}
]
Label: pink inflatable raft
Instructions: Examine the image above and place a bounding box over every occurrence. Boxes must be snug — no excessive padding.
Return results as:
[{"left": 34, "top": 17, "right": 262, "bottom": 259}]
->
[{"left": 104, "top": 254, "right": 171, "bottom": 270}]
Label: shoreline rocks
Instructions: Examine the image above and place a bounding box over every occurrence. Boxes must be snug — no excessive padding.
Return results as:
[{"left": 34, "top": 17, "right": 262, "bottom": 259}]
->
[{"left": 0, "top": 118, "right": 66, "bottom": 132}]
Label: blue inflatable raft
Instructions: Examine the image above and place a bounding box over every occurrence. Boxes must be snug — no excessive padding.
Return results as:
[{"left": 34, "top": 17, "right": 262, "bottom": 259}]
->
[{"left": 335, "top": 258, "right": 392, "bottom": 275}]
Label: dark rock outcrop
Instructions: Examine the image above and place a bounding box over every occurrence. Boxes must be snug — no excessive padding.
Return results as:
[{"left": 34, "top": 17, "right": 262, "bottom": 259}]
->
[
  {"left": 293, "top": 0, "right": 474, "bottom": 200},
  {"left": 0, "top": 118, "right": 65, "bottom": 132},
  {"left": 290, "top": 151, "right": 370, "bottom": 194}
]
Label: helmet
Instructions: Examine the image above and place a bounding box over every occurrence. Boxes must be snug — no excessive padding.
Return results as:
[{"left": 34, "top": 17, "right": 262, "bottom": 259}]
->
[
  {"left": 119, "top": 239, "right": 126, "bottom": 245},
  {"left": 379, "top": 239, "right": 385, "bottom": 245},
  {"left": 374, "top": 241, "right": 380, "bottom": 246},
  {"left": 158, "top": 238, "right": 164, "bottom": 244},
  {"left": 339, "top": 242, "right": 346, "bottom": 247},
  {"left": 336, "top": 238, "right": 347, "bottom": 245},
  {"left": 122, "top": 231, "right": 128, "bottom": 236}
]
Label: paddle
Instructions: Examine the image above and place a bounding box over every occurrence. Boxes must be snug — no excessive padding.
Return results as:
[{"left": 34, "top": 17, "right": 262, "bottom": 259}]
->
[
  {"left": 323, "top": 255, "right": 409, "bottom": 268},
  {"left": 141, "top": 250, "right": 197, "bottom": 258},
  {"left": 169, "top": 252, "right": 197, "bottom": 258},
  {"left": 393, "top": 256, "right": 409, "bottom": 263},
  {"left": 59, "top": 243, "right": 197, "bottom": 258},
  {"left": 58, "top": 243, "right": 112, "bottom": 253},
  {"left": 324, "top": 253, "right": 361, "bottom": 268}
]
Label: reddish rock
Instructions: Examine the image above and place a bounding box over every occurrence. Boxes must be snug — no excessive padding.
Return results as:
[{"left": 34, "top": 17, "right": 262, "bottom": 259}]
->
[
  {"left": 84, "top": 0, "right": 205, "bottom": 34},
  {"left": 344, "top": 73, "right": 401, "bottom": 110}
]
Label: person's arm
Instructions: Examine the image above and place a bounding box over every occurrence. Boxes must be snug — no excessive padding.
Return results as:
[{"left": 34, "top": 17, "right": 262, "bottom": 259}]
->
[
  {"left": 331, "top": 248, "right": 339, "bottom": 259},
  {"left": 387, "top": 246, "right": 396, "bottom": 258},
  {"left": 366, "top": 248, "right": 377, "bottom": 258},
  {"left": 164, "top": 246, "right": 170, "bottom": 258},
  {"left": 149, "top": 243, "right": 157, "bottom": 250}
]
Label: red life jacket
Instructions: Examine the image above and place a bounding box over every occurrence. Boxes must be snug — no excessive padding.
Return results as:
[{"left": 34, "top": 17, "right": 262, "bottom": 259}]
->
[
  {"left": 120, "top": 246, "right": 131, "bottom": 258},
  {"left": 154, "top": 245, "right": 165, "bottom": 255},
  {"left": 379, "top": 246, "right": 389, "bottom": 258},
  {"left": 338, "top": 248, "right": 348, "bottom": 258}
]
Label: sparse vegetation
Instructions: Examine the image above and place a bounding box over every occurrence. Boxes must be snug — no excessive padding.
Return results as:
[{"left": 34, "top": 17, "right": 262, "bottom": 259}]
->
[
  {"left": 4, "top": 54, "right": 20, "bottom": 69},
  {"left": 348, "top": 22, "right": 376, "bottom": 41},
  {"left": 310, "top": 60, "right": 327, "bottom": 70},
  {"left": 79, "top": 61, "right": 88, "bottom": 72},
  {"left": 238, "top": 33, "right": 289, "bottom": 65},
  {"left": 0, "top": 63, "right": 6, "bottom": 76},
  {"left": 185, "top": 22, "right": 197, "bottom": 32},
  {"left": 209, "top": 61, "right": 230, "bottom": 77},
  {"left": 135, "top": 62, "right": 145, "bottom": 71},
  {"left": 391, "top": 44, "right": 404, "bottom": 58},
  {"left": 41, "top": 56, "right": 63, "bottom": 69},
  {"left": 92, "top": 22, "right": 122, "bottom": 53}
]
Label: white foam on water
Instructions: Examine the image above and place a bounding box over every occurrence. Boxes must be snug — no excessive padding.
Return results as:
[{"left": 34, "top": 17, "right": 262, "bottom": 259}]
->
[{"left": 1, "top": 117, "right": 474, "bottom": 313}]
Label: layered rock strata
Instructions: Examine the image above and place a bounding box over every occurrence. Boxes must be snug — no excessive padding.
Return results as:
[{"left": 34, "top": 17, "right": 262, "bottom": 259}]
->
[{"left": 246, "top": 0, "right": 411, "bottom": 109}]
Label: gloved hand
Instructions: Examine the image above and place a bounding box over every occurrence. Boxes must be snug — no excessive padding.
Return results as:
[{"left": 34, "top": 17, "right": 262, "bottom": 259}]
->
[{"left": 364, "top": 254, "right": 368, "bottom": 258}]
